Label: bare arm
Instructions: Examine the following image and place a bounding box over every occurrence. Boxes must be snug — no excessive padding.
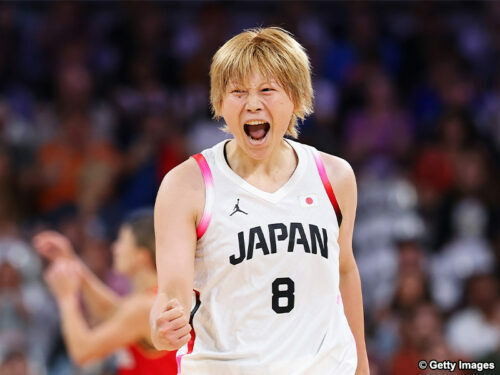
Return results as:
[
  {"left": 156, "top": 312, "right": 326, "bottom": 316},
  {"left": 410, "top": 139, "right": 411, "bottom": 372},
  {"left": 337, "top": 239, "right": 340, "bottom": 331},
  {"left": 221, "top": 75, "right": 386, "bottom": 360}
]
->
[
  {"left": 45, "top": 260, "right": 150, "bottom": 365},
  {"left": 150, "top": 158, "right": 203, "bottom": 351},
  {"left": 33, "top": 231, "right": 122, "bottom": 320},
  {"left": 79, "top": 263, "right": 122, "bottom": 320},
  {"left": 322, "top": 153, "right": 370, "bottom": 375}
]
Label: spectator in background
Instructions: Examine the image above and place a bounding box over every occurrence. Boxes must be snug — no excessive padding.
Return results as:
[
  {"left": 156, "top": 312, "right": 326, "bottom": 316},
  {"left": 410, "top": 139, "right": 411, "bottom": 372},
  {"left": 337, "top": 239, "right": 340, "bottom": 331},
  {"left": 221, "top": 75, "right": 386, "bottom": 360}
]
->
[
  {"left": 389, "top": 303, "right": 461, "bottom": 375},
  {"left": 411, "top": 54, "right": 477, "bottom": 136},
  {"left": 428, "top": 144, "right": 495, "bottom": 312},
  {"left": 431, "top": 59, "right": 476, "bottom": 114},
  {"left": 414, "top": 112, "right": 491, "bottom": 250},
  {"left": 0, "top": 260, "right": 29, "bottom": 358},
  {"left": 298, "top": 78, "right": 339, "bottom": 155},
  {"left": 476, "top": 67, "right": 500, "bottom": 151},
  {"left": 412, "top": 111, "right": 472, "bottom": 215},
  {"left": 446, "top": 273, "right": 500, "bottom": 359},
  {"left": 431, "top": 198, "right": 494, "bottom": 311},
  {"left": 414, "top": 304, "right": 449, "bottom": 354},
  {"left": 0, "top": 242, "right": 56, "bottom": 373},
  {"left": 0, "top": 4, "right": 20, "bottom": 94},
  {"left": 36, "top": 111, "right": 120, "bottom": 216},
  {"left": 113, "top": 55, "right": 169, "bottom": 145},
  {"left": 0, "top": 350, "right": 39, "bottom": 375},
  {"left": 421, "top": 337, "right": 466, "bottom": 375},
  {"left": 374, "top": 268, "right": 432, "bottom": 361},
  {"left": 388, "top": 310, "right": 423, "bottom": 375},
  {"left": 324, "top": 4, "right": 400, "bottom": 87},
  {"left": 344, "top": 69, "right": 414, "bottom": 172},
  {"left": 0, "top": 145, "right": 22, "bottom": 237},
  {"left": 119, "top": 113, "right": 185, "bottom": 212},
  {"left": 0, "top": 141, "right": 57, "bottom": 370},
  {"left": 77, "top": 155, "right": 124, "bottom": 239},
  {"left": 396, "top": 238, "right": 428, "bottom": 275},
  {"left": 34, "top": 60, "right": 116, "bottom": 146},
  {"left": 392, "top": 264, "right": 431, "bottom": 317},
  {"left": 478, "top": 299, "right": 500, "bottom": 372}
]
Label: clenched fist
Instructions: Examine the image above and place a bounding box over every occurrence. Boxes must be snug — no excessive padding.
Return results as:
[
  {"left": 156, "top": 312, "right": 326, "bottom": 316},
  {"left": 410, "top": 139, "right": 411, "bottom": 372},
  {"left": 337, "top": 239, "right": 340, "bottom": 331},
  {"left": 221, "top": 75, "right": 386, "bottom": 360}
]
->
[{"left": 150, "top": 293, "right": 192, "bottom": 351}]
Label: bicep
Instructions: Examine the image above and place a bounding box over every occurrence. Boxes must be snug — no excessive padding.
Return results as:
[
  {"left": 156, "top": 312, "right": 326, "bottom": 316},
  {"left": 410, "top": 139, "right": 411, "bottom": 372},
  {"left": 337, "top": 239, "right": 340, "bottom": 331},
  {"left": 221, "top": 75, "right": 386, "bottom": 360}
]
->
[
  {"left": 154, "top": 160, "right": 202, "bottom": 311},
  {"left": 321, "top": 153, "right": 358, "bottom": 274}
]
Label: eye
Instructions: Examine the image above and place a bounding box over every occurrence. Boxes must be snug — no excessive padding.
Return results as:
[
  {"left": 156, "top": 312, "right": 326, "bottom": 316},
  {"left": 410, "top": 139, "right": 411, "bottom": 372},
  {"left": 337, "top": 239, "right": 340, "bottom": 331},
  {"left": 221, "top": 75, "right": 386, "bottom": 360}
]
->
[
  {"left": 262, "top": 88, "right": 274, "bottom": 92},
  {"left": 231, "top": 89, "right": 244, "bottom": 94}
]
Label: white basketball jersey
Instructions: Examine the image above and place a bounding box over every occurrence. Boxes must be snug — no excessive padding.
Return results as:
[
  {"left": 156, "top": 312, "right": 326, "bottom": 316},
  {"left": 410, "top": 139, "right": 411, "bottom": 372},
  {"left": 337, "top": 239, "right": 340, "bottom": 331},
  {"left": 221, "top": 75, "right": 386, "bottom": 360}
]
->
[{"left": 176, "top": 140, "right": 357, "bottom": 375}]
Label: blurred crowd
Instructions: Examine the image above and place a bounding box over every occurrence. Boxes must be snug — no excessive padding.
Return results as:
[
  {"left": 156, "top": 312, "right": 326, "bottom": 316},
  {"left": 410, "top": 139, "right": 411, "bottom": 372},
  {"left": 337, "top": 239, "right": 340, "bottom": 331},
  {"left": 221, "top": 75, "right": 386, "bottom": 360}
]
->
[{"left": 0, "top": 1, "right": 498, "bottom": 375}]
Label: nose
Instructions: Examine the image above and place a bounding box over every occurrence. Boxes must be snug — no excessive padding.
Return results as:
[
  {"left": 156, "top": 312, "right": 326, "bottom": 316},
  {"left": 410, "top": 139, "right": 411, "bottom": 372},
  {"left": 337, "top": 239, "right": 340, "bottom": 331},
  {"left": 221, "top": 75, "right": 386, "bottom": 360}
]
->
[{"left": 245, "top": 92, "right": 262, "bottom": 112}]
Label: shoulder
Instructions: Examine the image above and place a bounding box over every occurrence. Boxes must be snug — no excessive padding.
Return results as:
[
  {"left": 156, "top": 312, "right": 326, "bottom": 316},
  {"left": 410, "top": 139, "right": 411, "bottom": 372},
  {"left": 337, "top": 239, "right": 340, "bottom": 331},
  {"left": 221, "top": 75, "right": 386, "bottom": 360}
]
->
[
  {"left": 316, "top": 151, "right": 356, "bottom": 191},
  {"left": 156, "top": 157, "right": 205, "bottom": 206},
  {"left": 316, "top": 151, "right": 357, "bottom": 211},
  {"left": 155, "top": 155, "right": 207, "bottom": 226},
  {"left": 158, "top": 157, "right": 205, "bottom": 194}
]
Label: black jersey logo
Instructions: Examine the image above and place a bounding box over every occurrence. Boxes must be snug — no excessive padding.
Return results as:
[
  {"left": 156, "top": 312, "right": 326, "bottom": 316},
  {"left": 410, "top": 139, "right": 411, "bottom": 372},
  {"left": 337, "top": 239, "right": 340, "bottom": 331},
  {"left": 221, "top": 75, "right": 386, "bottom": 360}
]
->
[{"left": 230, "top": 198, "right": 248, "bottom": 216}]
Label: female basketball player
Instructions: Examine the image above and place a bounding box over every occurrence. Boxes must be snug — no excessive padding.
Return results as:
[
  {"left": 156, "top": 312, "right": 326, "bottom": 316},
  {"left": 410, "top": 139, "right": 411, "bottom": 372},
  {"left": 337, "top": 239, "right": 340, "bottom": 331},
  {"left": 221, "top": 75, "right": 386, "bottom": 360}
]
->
[
  {"left": 150, "top": 27, "right": 369, "bottom": 375},
  {"left": 33, "top": 211, "right": 177, "bottom": 374}
]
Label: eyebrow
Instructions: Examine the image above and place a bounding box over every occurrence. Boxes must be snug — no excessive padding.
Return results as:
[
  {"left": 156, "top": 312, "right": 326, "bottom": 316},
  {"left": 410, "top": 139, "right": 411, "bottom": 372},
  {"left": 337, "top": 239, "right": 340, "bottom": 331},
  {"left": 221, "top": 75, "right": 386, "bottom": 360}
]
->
[{"left": 227, "top": 79, "right": 278, "bottom": 89}]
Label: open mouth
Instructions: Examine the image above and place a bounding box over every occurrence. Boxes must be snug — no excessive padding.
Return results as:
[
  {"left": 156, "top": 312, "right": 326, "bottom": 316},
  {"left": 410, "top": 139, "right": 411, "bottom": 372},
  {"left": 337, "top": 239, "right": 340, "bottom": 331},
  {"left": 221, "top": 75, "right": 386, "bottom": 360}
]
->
[{"left": 244, "top": 121, "right": 270, "bottom": 141}]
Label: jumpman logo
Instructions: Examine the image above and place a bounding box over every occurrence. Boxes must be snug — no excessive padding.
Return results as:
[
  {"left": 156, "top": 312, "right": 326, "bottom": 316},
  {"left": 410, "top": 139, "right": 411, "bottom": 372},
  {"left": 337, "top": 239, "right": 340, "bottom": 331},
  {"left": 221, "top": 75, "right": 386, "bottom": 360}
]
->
[{"left": 230, "top": 198, "right": 248, "bottom": 216}]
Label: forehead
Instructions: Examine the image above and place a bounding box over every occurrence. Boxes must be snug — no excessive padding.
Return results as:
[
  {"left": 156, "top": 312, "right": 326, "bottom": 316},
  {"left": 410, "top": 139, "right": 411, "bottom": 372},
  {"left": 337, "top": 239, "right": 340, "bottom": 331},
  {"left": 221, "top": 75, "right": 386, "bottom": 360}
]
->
[{"left": 227, "top": 70, "right": 282, "bottom": 88}]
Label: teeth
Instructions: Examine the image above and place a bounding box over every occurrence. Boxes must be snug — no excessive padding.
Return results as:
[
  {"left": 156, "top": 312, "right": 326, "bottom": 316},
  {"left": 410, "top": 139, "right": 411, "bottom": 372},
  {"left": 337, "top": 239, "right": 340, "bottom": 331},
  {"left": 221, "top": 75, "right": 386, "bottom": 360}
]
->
[{"left": 245, "top": 120, "right": 267, "bottom": 125}]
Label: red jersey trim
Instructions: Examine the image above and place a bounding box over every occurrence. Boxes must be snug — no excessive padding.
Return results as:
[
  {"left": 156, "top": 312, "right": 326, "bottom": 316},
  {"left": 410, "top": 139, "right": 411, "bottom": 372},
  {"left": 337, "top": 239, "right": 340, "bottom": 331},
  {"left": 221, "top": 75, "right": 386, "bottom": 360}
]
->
[
  {"left": 176, "top": 290, "right": 200, "bottom": 375},
  {"left": 312, "top": 148, "right": 343, "bottom": 227}
]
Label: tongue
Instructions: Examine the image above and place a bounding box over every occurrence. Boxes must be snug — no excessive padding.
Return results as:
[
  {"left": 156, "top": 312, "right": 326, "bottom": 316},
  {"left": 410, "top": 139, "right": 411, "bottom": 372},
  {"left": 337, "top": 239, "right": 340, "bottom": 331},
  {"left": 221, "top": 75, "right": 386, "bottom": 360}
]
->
[{"left": 248, "top": 124, "right": 267, "bottom": 139}]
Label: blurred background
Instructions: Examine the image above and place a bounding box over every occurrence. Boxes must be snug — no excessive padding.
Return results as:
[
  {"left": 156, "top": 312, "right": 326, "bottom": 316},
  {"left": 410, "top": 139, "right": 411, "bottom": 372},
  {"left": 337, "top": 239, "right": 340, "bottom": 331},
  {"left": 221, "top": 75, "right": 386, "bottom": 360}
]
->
[{"left": 0, "top": 1, "right": 498, "bottom": 374}]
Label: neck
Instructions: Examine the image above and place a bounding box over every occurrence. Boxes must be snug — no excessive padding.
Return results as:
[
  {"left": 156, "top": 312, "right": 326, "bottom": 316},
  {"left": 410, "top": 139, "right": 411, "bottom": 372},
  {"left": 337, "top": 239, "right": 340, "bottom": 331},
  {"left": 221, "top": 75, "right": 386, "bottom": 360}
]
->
[
  {"left": 226, "top": 138, "right": 296, "bottom": 177},
  {"left": 131, "top": 268, "right": 157, "bottom": 293}
]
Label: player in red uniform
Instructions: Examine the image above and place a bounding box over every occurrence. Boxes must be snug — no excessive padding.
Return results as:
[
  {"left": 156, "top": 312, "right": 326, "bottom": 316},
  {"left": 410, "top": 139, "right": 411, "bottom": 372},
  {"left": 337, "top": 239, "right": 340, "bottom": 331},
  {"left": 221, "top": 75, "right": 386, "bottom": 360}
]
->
[{"left": 33, "top": 210, "right": 177, "bottom": 374}]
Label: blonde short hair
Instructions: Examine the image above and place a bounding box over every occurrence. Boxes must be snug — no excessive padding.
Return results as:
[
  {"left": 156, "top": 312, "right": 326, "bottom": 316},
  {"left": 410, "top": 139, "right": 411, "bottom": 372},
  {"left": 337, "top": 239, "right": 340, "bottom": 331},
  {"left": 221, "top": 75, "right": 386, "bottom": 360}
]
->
[{"left": 210, "top": 27, "right": 314, "bottom": 138}]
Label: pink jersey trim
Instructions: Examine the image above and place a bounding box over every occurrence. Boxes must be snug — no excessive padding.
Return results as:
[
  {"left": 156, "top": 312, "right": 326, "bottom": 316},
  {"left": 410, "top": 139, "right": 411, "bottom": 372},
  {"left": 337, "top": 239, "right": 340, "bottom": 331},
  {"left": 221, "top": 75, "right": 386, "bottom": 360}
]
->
[
  {"left": 312, "top": 149, "right": 343, "bottom": 226},
  {"left": 175, "top": 355, "right": 182, "bottom": 374},
  {"left": 192, "top": 154, "right": 214, "bottom": 239}
]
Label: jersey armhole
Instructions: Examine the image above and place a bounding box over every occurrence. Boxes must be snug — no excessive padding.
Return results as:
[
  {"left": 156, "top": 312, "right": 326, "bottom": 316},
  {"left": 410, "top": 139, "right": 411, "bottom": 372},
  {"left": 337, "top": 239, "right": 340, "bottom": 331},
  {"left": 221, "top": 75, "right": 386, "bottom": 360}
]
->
[
  {"left": 311, "top": 148, "right": 343, "bottom": 227},
  {"left": 191, "top": 153, "right": 214, "bottom": 239}
]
